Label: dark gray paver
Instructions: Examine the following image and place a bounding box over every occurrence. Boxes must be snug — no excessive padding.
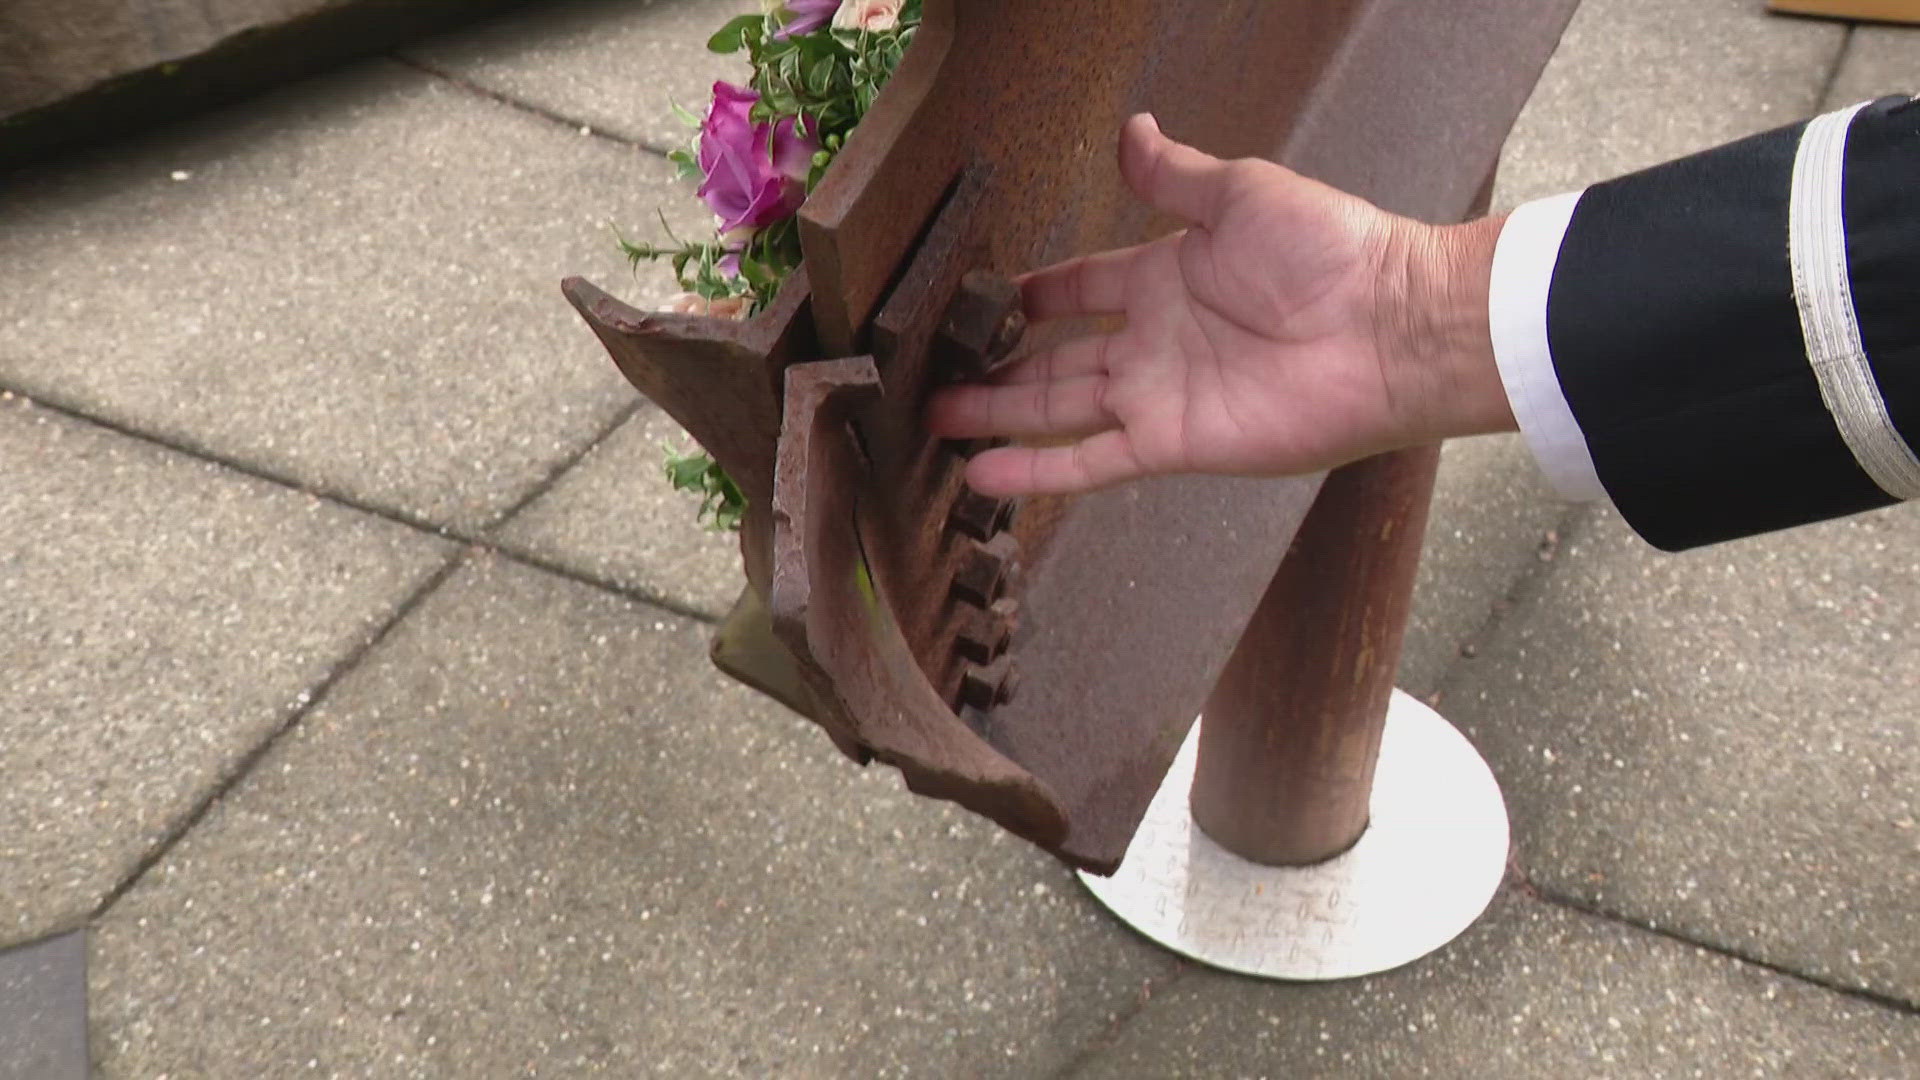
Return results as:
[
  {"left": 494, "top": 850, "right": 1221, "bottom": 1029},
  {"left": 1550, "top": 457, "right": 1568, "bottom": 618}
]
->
[
  {"left": 90, "top": 557, "right": 1175, "bottom": 1079},
  {"left": 402, "top": 0, "right": 748, "bottom": 154},
  {"left": 0, "top": 59, "right": 703, "bottom": 533},
  {"left": 493, "top": 406, "right": 743, "bottom": 619},
  {"left": 1495, "top": 0, "right": 1846, "bottom": 209},
  {"left": 1399, "top": 434, "right": 1573, "bottom": 699},
  {"left": 0, "top": 398, "right": 452, "bottom": 947},
  {"left": 1825, "top": 24, "right": 1920, "bottom": 108},
  {"left": 1067, "top": 890, "right": 1918, "bottom": 1079},
  {"left": 0, "top": 932, "right": 87, "bottom": 1080},
  {"left": 1445, "top": 505, "right": 1920, "bottom": 1004}
]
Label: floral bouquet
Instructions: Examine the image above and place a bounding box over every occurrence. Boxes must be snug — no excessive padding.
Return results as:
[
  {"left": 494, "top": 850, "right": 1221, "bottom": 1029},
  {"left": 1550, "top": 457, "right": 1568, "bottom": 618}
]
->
[{"left": 621, "top": 0, "right": 921, "bottom": 527}]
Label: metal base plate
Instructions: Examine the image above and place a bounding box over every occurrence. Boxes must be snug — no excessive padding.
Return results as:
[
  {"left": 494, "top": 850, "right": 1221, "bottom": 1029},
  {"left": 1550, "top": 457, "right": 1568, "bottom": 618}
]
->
[{"left": 1078, "top": 690, "right": 1508, "bottom": 981}]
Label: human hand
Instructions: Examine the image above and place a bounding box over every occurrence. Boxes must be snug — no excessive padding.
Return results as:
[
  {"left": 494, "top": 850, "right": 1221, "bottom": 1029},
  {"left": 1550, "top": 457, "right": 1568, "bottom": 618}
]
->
[{"left": 926, "top": 114, "right": 1513, "bottom": 497}]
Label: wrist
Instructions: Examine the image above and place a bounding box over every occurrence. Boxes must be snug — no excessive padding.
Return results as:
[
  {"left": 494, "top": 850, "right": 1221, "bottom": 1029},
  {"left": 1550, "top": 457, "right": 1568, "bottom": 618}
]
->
[{"left": 1373, "top": 213, "right": 1515, "bottom": 445}]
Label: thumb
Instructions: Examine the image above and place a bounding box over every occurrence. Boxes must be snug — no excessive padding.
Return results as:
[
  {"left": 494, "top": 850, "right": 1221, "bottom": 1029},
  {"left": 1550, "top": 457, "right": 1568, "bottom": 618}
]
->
[{"left": 1118, "top": 113, "right": 1235, "bottom": 230}]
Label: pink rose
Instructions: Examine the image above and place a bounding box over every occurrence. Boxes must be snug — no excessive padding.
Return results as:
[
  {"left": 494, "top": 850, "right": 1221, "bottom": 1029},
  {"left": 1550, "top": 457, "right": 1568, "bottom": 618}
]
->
[
  {"left": 694, "top": 82, "right": 817, "bottom": 235},
  {"left": 832, "top": 0, "right": 904, "bottom": 32},
  {"left": 774, "top": 0, "right": 839, "bottom": 38},
  {"left": 767, "top": 116, "right": 816, "bottom": 183}
]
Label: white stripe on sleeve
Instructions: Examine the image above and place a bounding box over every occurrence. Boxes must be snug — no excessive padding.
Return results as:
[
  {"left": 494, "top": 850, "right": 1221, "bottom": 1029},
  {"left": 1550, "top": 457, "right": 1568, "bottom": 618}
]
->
[{"left": 1788, "top": 101, "right": 1920, "bottom": 500}]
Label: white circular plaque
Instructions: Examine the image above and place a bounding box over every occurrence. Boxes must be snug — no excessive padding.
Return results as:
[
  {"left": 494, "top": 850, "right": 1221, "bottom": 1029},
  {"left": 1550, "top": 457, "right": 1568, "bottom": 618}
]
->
[{"left": 1078, "top": 690, "right": 1509, "bottom": 981}]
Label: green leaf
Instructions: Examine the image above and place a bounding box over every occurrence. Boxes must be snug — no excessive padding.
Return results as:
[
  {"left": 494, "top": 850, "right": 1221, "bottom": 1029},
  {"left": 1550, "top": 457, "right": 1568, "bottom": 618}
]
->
[
  {"left": 707, "top": 14, "right": 762, "bottom": 54},
  {"left": 668, "top": 98, "right": 703, "bottom": 129}
]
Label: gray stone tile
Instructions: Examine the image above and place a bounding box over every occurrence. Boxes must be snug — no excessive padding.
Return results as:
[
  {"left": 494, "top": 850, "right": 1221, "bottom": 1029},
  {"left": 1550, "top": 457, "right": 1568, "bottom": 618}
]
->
[
  {"left": 0, "top": 932, "right": 87, "bottom": 1080},
  {"left": 1825, "top": 24, "right": 1920, "bottom": 108},
  {"left": 0, "top": 398, "right": 452, "bottom": 947},
  {"left": 1445, "top": 504, "right": 1920, "bottom": 1003},
  {"left": 1067, "top": 890, "right": 1920, "bottom": 1079},
  {"left": 1398, "top": 434, "right": 1575, "bottom": 699},
  {"left": 90, "top": 557, "right": 1176, "bottom": 1079},
  {"left": 402, "top": 0, "right": 749, "bottom": 153},
  {"left": 493, "top": 406, "right": 744, "bottom": 618},
  {"left": 1495, "top": 0, "right": 1847, "bottom": 209},
  {"left": 0, "top": 60, "right": 702, "bottom": 533}
]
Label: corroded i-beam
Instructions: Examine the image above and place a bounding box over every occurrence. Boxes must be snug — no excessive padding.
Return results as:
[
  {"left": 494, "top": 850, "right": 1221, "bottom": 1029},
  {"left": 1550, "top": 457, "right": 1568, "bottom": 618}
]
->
[{"left": 565, "top": 0, "right": 1579, "bottom": 962}]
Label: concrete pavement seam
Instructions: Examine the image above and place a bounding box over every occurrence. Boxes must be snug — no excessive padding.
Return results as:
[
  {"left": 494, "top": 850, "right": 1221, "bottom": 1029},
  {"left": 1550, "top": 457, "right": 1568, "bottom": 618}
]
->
[
  {"left": 484, "top": 543, "right": 724, "bottom": 626},
  {"left": 88, "top": 549, "right": 471, "bottom": 922},
  {"left": 1047, "top": 960, "right": 1195, "bottom": 1080},
  {"left": 477, "top": 397, "right": 645, "bottom": 534},
  {"left": 388, "top": 54, "right": 677, "bottom": 159},
  {"left": 1426, "top": 500, "right": 1597, "bottom": 713},
  {"left": 0, "top": 383, "right": 464, "bottom": 540},
  {"left": 1525, "top": 882, "right": 1920, "bottom": 1018},
  {"left": 0, "top": 383, "right": 721, "bottom": 626},
  {"left": 1434, "top": 497, "right": 1920, "bottom": 1018},
  {"left": 1815, "top": 23, "right": 1859, "bottom": 110}
]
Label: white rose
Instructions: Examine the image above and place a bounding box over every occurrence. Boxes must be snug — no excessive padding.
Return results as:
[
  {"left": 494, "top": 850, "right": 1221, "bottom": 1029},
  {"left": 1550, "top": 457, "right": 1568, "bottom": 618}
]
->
[{"left": 832, "top": 0, "right": 903, "bottom": 32}]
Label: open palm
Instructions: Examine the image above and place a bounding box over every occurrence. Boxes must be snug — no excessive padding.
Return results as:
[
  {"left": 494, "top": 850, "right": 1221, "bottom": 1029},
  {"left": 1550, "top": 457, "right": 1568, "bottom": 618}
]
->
[{"left": 927, "top": 114, "right": 1487, "bottom": 497}]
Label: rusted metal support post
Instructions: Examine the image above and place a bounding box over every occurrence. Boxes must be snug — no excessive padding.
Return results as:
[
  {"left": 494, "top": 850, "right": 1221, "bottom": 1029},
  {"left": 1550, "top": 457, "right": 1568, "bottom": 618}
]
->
[
  {"left": 1189, "top": 444, "right": 1442, "bottom": 865},
  {"left": 1080, "top": 171, "right": 1513, "bottom": 979}
]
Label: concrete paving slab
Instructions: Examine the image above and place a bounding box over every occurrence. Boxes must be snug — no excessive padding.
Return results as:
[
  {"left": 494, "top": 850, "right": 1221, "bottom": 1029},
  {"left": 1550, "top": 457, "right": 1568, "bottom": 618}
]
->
[
  {"left": 1825, "top": 23, "right": 1920, "bottom": 107},
  {"left": 0, "top": 932, "right": 88, "bottom": 1080},
  {"left": 1495, "top": 0, "right": 1847, "bottom": 209},
  {"left": 402, "top": 0, "right": 750, "bottom": 155},
  {"left": 0, "top": 60, "right": 704, "bottom": 533},
  {"left": 0, "top": 397, "right": 452, "bottom": 947},
  {"left": 1444, "top": 504, "right": 1920, "bottom": 1004},
  {"left": 89, "top": 556, "right": 1176, "bottom": 1079},
  {"left": 493, "top": 406, "right": 743, "bottom": 619},
  {"left": 1065, "top": 889, "right": 1919, "bottom": 1079},
  {"left": 1398, "top": 434, "right": 1574, "bottom": 700}
]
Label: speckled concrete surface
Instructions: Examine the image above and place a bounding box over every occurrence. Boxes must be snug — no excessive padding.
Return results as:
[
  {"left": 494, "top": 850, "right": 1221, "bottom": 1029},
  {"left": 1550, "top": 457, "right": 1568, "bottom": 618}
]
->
[
  {"left": 3, "top": 0, "right": 1918, "bottom": 1076},
  {"left": 1444, "top": 505, "right": 1920, "bottom": 1005},
  {"left": 1494, "top": 0, "right": 1847, "bottom": 208},
  {"left": 0, "top": 399, "right": 452, "bottom": 947},
  {"left": 0, "top": 60, "right": 704, "bottom": 533},
  {"left": 401, "top": 0, "right": 749, "bottom": 154},
  {"left": 89, "top": 558, "right": 1176, "bottom": 1079},
  {"left": 1399, "top": 434, "right": 1576, "bottom": 700},
  {"left": 493, "top": 406, "right": 744, "bottom": 619},
  {"left": 1067, "top": 889, "right": 1919, "bottom": 1079},
  {"left": 1825, "top": 23, "right": 1920, "bottom": 107}
]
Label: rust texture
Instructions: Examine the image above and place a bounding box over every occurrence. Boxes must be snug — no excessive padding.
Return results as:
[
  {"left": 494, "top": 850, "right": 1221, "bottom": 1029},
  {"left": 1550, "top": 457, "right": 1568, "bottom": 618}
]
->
[
  {"left": 1189, "top": 445, "right": 1442, "bottom": 865},
  {"left": 767, "top": 355, "right": 1069, "bottom": 844},
  {"left": 565, "top": 0, "right": 1581, "bottom": 874},
  {"left": 1186, "top": 172, "right": 1501, "bottom": 868}
]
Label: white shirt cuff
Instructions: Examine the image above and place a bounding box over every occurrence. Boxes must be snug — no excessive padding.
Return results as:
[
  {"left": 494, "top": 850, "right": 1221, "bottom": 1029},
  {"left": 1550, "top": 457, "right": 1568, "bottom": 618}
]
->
[{"left": 1488, "top": 190, "right": 1608, "bottom": 502}]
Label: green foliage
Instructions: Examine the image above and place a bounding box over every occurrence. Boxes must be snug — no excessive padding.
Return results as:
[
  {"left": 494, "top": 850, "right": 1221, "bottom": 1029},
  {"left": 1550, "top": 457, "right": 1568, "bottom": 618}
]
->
[
  {"left": 737, "top": 5, "right": 921, "bottom": 157},
  {"left": 664, "top": 447, "right": 747, "bottom": 533},
  {"left": 618, "top": 215, "right": 802, "bottom": 316},
  {"left": 624, "top": 1, "right": 926, "bottom": 531}
]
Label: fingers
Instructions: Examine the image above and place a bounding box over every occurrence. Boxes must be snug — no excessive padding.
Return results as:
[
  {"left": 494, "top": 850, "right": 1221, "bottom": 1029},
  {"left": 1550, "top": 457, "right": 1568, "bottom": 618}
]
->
[
  {"left": 1118, "top": 112, "right": 1236, "bottom": 230},
  {"left": 928, "top": 374, "right": 1116, "bottom": 440},
  {"left": 983, "top": 335, "right": 1111, "bottom": 385},
  {"left": 965, "top": 431, "right": 1148, "bottom": 497},
  {"left": 1019, "top": 244, "right": 1143, "bottom": 322}
]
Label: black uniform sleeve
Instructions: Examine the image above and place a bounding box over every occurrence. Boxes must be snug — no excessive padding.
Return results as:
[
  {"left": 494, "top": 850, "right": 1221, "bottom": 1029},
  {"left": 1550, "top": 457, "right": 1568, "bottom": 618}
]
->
[{"left": 1493, "top": 96, "right": 1920, "bottom": 551}]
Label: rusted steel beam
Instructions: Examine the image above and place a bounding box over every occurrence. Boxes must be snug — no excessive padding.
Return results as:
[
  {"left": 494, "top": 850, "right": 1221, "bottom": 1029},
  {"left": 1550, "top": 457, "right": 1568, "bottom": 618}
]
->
[{"left": 568, "top": 0, "right": 1580, "bottom": 875}]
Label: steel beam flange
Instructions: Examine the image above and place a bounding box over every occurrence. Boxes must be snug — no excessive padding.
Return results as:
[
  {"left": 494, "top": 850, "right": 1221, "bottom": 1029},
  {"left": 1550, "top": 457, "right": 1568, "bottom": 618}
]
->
[{"left": 1077, "top": 690, "right": 1508, "bottom": 982}]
